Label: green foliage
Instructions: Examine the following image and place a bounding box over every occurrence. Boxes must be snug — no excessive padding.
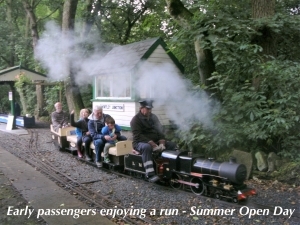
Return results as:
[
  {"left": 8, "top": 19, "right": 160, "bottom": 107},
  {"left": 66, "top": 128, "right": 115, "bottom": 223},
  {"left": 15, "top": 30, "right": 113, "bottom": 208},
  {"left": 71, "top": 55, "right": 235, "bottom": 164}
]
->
[
  {"left": 175, "top": 124, "right": 218, "bottom": 157},
  {"left": 14, "top": 73, "right": 36, "bottom": 115},
  {"left": 91, "top": 0, "right": 167, "bottom": 44},
  {"left": 23, "top": 85, "right": 37, "bottom": 115},
  {"left": 14, "top": 73, "right": 32, "bottom": 89},
  {"left": 211, "top": 60, "right": 300, "bottom": 146},
  {"left": 0, "top": 85, "right": 12, "bottom": 113},
  {"left": 43, "top": 83, "right": 66, "bottom": 115},
  {"left": 169, "top": 1, "right": 300, "bottom": 161}
]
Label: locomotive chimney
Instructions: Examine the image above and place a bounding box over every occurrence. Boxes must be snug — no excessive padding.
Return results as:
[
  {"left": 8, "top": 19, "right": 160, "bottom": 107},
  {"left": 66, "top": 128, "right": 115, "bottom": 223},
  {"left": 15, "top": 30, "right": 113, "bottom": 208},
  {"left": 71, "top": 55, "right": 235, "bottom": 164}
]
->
[{"left": 229, "top": 156, "right": 236, "bottom": 163}]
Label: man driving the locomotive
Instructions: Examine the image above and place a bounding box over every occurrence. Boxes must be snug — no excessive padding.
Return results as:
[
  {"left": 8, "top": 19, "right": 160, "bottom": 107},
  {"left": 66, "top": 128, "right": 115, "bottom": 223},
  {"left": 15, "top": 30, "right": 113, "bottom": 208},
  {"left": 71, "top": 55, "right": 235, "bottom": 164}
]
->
[{"left": 130, "top": 100, "right": 176, "bottom": 183}]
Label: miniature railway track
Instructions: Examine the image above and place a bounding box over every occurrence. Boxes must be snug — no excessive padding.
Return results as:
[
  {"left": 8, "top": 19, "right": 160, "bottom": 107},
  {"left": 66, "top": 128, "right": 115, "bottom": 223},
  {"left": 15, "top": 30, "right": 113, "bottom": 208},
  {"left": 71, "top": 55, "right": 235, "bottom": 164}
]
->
[{"left": 7, "top": 129, "right": 153, "bottom": 225}]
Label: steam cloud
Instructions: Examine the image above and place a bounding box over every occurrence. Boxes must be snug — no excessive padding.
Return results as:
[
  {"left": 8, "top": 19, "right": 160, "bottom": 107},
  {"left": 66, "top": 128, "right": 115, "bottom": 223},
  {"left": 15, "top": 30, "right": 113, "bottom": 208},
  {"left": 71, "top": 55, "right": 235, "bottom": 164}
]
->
[
  {"left": 136, "top": 62, "right": 219, "bottom": 130},
  {"left": 35, "top": 21, "right": 218, "bottom": 130},
  {"left": 35, "top": 21, "right": 109, "bottom": 84}
]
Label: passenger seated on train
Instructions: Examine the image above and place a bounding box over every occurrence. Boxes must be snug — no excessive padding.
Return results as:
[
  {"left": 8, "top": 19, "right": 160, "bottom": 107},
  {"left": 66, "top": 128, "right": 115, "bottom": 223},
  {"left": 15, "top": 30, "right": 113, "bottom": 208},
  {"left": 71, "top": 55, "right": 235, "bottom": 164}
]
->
[
  {"left": 51, "top": 102, "right": 69, "bottom": 132},
  {"left": 88, "top": 105, "right": 111, "bottom": 168},
  {"left": 101, "top": 117, "right": 127, "bottom": 163},
  {"left": 130, "top": 100, "right": 177, "bottom": 183},
  {"left": 70, "top": 109, "right": 92, "bottom": 160}
]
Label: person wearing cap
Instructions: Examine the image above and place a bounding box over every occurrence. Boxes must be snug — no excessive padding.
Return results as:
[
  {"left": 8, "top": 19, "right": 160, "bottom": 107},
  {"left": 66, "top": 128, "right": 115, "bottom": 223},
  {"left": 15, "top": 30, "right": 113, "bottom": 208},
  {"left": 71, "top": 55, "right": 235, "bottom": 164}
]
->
[{"left": 130, "top": 100, "right": 176, "bottom": 183}]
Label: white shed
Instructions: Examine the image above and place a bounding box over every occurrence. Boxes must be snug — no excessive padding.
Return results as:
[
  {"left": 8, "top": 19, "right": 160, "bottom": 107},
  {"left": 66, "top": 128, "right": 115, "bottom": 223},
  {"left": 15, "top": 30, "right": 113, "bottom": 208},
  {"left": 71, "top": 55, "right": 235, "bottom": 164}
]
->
[{"left": 91, "top": 37, "right": 184, "bottom": 130}]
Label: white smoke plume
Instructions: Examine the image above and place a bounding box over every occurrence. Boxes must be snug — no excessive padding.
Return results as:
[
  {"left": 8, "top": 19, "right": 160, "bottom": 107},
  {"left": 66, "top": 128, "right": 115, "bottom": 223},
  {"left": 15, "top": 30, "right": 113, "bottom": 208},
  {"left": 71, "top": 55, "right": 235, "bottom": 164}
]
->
[
  {"left": 35, "top": 21, "right": 219, "bottom": 129},
  {"left": 35, "top": 21, "right": 110, "bottom": 84},
  {"left": 136, "top": 62, "right": 219, "bottom": 130}
]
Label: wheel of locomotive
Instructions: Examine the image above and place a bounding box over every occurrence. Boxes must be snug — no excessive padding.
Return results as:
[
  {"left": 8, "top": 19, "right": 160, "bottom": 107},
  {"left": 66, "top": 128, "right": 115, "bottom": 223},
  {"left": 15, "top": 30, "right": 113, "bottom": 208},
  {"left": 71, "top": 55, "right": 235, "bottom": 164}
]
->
[
  {"left": 215, "top": 192, "right": 221, "bottom": 199},
  {"left": 190, "top": 177, "right": 205, "bottom": 195},
  {"left": 170, "top": 173, "right": 182, "bottom": 189},
  {"left": 134, "top": 172, "right": 143, "bottom": 179}
]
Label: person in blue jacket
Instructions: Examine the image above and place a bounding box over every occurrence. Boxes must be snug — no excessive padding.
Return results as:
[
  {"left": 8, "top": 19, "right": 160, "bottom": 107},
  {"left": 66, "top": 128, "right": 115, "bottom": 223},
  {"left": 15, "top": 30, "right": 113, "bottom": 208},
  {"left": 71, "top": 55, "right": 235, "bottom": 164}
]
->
[
  {"left": 88, "top": 105, "right": 111, "bottom": 167},
  {"left": 101, "top": 117, "right": 127, "bottom": 163}
]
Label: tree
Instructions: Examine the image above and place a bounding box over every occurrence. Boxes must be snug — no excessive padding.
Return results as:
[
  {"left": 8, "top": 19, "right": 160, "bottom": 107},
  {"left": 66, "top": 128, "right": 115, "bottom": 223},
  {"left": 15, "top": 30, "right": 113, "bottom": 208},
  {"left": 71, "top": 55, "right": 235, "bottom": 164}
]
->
[
  {"left": 165, "top": 0, "right": 215, "bottom": 87},
  {"left": 0, "top": 0, "right": 31, "bottom": 67},
  {"left": 92, "top": 0, "right": 165, "bottom": 44},
  {"left": 62, "top": 0, "right": 84, "bottom": 117},
  {"left": 251, "top": 0, "right": 276, "bottom": 57},
  {"left": 22, "top": 0, "right": 40, "bottom": 49}
]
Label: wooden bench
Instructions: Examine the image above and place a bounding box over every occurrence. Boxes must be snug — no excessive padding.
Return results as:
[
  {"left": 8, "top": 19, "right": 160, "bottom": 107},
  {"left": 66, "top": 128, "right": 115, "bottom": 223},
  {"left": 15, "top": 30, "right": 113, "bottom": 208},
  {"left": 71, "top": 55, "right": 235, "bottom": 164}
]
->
[
  {"left": 92, "top": 140, "right": 133, "bottom": 156},
  {"left": 50, "top": 125, "right": 76, "bottom": 149},
  {"left": 50, "top": 124, "right": 75, "bottom": 136},
  {"left": 66, "top": 131, "right": 132, "bottom": 157},
  {"left": 66, "top": 132, "right": 95, "bottom": 150},
  {"left": 101, "top": 140, "right": 133, "bottom": 166}
]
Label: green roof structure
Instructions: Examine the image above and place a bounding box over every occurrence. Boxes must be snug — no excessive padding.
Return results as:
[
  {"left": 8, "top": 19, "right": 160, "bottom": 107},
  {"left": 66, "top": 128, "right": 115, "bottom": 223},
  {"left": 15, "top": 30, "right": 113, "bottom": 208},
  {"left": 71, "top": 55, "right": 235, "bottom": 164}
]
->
[
  {"left": 0, "top": 66, "right": 47, "bottom": 82},
  {"left": 93, "top": 37, "right": 184, "bottom": 76}
]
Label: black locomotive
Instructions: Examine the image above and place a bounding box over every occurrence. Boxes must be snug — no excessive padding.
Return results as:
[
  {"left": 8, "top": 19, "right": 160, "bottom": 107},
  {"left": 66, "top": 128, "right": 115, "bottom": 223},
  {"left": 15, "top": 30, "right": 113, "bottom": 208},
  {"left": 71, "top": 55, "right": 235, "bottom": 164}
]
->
[{"left": 124, "top": 150, "right": 256, "bottom": 202}]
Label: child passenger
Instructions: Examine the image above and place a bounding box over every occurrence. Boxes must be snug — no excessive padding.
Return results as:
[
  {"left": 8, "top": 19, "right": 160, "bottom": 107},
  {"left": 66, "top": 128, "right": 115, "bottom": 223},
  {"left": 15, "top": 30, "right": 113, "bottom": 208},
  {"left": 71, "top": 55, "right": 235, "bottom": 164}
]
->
[{"left": 101, "top": 117, "right": 123, "bottom": 163}]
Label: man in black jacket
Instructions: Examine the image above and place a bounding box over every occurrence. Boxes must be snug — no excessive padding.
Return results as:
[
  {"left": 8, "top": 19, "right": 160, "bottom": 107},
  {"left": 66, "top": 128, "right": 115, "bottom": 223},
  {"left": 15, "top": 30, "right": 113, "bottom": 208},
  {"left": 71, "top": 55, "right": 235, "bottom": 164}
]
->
[{"left": 130, "top": 100, "right": 176, "bottom": 182}]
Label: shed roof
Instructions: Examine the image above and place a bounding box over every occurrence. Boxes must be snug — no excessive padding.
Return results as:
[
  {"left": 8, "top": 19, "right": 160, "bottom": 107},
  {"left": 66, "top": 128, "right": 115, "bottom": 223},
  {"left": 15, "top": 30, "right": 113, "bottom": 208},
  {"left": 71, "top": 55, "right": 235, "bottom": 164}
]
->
[
  {"left": 94, "top": 37, "right": 184, "bottom": 76},
  {"left": 0, "top": 66, "right": 47, "bottom": 82}
]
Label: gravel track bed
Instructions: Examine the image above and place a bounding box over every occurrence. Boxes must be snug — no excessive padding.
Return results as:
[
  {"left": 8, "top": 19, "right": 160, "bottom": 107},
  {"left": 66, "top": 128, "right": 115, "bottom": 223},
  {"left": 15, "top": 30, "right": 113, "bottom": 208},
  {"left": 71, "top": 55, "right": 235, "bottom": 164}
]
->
[{"left": 0, "top": 124, "right": 299, "bottom": 224}]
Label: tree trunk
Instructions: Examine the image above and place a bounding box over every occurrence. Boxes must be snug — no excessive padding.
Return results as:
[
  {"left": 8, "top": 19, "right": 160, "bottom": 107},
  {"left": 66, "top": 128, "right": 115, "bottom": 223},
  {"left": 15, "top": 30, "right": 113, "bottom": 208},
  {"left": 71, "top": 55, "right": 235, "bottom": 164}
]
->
[
  {"left": 251, "top": 0, "right": 276, "bottom": 57},
  {"left": 22, "top": 0, "right": 45, "bottom": 117},
  {"left": 62, "top": 0, "right": 78, "bottom": 30},
  {"left": 6, "top": 0, "right": 15, "bottom": 66},
  {"left": 165, "top": 0, "right": 216, "bottom": 87},
  {"left": 35, "top": 84, "right": 44, "bottom": 118},
  {"left": 6, "top": 0, "right": 12, "bottom": 22},
  {"left": 251, "top": 0, "right": 276, "bottom": 88},
  {"left": 62, "top": 0, "right": 84, "bottom": 118},
  {"left": 22, "top": 0, "right": 39, "bottom": 49},
  {"left": 252, "top": 0, "right": 275, "bottom": 18},
  {"left": 81, "top": 0, "right": 95, "bottom": 38},
  {"left": 194, "top": 39, "right": 216, "bottom": 86}
]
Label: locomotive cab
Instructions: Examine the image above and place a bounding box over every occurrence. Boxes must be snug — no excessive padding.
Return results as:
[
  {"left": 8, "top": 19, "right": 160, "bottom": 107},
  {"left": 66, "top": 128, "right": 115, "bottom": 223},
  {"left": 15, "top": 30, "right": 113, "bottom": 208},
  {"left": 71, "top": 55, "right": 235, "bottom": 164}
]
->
[{"left": 161, "top": 150, "right": 188, "bottom": 179}]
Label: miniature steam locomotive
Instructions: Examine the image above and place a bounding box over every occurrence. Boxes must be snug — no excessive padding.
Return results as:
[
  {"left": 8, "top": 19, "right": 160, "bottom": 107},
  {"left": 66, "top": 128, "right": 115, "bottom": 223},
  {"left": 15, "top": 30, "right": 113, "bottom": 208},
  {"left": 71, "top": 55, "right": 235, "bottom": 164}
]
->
[{"left": 124, "top": 150, "right": 256, "bottom": 202}]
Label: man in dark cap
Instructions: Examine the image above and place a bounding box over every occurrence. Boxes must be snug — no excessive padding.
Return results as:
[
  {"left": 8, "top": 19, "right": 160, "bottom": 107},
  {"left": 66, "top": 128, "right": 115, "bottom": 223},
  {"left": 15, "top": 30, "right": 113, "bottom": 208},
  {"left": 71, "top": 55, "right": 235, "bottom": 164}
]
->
[{"left": 130, "top": 100, "right": 176, "bottom": 182}]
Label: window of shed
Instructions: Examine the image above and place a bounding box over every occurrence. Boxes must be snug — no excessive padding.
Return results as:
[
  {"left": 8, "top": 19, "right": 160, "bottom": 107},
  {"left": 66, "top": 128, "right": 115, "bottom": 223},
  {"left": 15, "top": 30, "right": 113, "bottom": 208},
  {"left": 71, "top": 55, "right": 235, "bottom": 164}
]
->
[{"left": 96, "top": 75, "right": 131, "bottom": 99}]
